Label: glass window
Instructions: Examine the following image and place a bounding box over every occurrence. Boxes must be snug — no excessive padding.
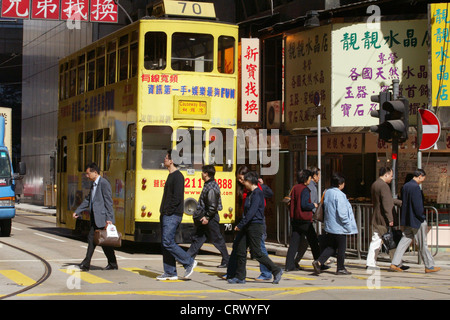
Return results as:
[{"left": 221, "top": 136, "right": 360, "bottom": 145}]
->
[
  {"left": 119, "top": 47, "right": 128, "bottom": 81},
  {"left": 77, "top": 65, "right": 85, "bottom": 95},
  {"left": 0, "top": 151, "right": 12, "bottom": 178},
  {"left": 69, "top": 68, "right": 76, "bottom": 97},
  {"left": 208, "top": 128, "right": 233, "bottom": 171},
  {"left": 175, "top": 128, "right": 205, "bottom": 170},
  {"left": 107, "top": 41, "right": 116, "bottom": 85},
  {"left": 141, "top": 126, "right": 173, "bottom": 170},
  {"left": 87, "top": 61, "right": 95, "bottom": 91},
  {"left": 144, "top": 32, "right": 167, "bottom": 70},
  {"left": 96, "top": 51, "right": 105, "bottom": 88},
  {"left": 172, "top": 33, "right": 213, "bottom": 72},
  {"left": 218, "top": 36, "right": 235, "bottom": 74},
  {"left": 130, "top": 42, "right": 138, "bottom": 78}
]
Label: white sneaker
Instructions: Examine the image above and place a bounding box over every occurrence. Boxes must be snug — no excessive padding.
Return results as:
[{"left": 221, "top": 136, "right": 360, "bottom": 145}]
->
[
  {"left": 156, "top": 273, "right": 178, "bottom": 281},
  {"left": 184, "top": 260, "right": 197, "bottom": 278}
]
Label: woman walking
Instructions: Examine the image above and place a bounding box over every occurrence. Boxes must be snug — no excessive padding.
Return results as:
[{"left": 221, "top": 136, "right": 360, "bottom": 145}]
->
[{"left": 312, "top": 173, "right": 357, "bottom": 275}]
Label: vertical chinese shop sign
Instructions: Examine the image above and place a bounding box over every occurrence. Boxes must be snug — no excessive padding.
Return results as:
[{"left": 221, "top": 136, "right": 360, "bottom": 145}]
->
[
  {"left": 241, "top": 38, "right": 260, "bottom": 122},
  {"left": 285, "top": 25, "right": 332, "bottom": 131},
  {"left": 430, "top": 3, "right": 450, "bottom": 107}
]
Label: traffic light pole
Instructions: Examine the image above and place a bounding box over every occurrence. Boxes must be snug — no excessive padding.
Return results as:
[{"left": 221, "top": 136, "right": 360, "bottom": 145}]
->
[{"left": 391, "top": 80, "right": 399, "bottom": 199}]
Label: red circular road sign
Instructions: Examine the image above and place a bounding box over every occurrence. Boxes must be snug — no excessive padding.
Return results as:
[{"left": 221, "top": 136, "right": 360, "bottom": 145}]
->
[{"left": 419, "top": 109, "right": 441, "bottom": 151}]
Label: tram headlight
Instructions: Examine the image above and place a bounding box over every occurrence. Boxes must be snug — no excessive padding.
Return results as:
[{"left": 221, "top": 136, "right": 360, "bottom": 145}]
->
[{"left": 184, "top": 198, "right": 197, "bottom": 215}]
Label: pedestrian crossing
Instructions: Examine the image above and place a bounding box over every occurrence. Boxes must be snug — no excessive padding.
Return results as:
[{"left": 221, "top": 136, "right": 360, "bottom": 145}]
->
[{"left": 0, "top": 263, "right": 321, "bottom": 288}]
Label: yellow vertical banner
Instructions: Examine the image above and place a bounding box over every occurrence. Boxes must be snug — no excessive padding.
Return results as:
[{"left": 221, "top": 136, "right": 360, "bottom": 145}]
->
[{"left": 430, "top": 3, "right": 450, "bottom": 107}]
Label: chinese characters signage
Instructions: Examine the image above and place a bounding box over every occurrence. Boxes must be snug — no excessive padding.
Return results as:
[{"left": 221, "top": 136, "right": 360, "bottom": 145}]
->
[
  {"left": 285, "top": 25, "right": 332, "bottom": 130},
  {"left": 430, "top": 3, "right": 450, "bottom": 107},
  {"left": 333, "top": 20, "right": 428, "bottom": 127},
  {"left": 241, "top": 38, "right": 260, "bottom": 122},
  {"left": 1, "top": 0, "right": 118, "bottom": 23},
  {"left": 285, "top": 20, "right": 428, "bottom": 131}
]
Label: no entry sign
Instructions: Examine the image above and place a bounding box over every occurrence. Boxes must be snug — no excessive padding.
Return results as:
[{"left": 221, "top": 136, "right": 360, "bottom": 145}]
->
[{"left": 418, "top": 109, "right": 441, "bottom": 151}]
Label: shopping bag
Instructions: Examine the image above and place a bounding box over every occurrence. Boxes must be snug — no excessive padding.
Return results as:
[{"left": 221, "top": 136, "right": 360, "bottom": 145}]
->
[{"left": 94, "top": 224, "right": 122, "bottom": 247}]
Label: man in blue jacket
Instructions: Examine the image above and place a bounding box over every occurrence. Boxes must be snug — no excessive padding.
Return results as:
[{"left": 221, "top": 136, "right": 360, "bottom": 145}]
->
[{"left": 390, "top": 169, "right": 440, "bottom": 273}]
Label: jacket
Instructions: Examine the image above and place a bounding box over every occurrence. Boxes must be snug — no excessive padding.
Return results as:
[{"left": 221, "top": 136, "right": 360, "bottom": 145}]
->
[
  {"left": 193, "top": 178, "right": 222, "bottom": 222},
  {"left": 290, "top": 183, "right": 315, "bottom": 221},
  {"left": 323, "top": 187, "right": 358, "bottom": 235},
  {"left": 371, "top": 178, "right": 402, "bottom": 234},
  {"left": 237, "top": 187, "right": 265, "bottom": 230},
  {"left": 400, "top": 179, "right": 425, "bottom": 229},
  {"left": 75, "top": 176, "right": 115, "bottom": 228}
]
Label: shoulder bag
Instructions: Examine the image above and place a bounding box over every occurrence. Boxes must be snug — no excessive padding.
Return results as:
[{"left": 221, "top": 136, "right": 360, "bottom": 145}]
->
[{"left": 313, "top": 189, "right": 327, "bottom": 222}]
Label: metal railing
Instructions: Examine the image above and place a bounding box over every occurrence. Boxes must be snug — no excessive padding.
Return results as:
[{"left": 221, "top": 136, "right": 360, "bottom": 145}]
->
[{"left": 276, "top": 202, "right": 440, "bottom": 263}]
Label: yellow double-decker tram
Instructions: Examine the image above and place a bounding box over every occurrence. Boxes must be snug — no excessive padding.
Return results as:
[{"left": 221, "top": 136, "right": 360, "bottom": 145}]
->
[{"left": 57, "top": 1, "right": 237, "bottom": 242}]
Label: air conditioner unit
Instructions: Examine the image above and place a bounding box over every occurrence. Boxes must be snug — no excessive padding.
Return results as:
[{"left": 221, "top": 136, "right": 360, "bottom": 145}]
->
[{"left": 266, "top": 100, "right": 281, "bottom": 129}]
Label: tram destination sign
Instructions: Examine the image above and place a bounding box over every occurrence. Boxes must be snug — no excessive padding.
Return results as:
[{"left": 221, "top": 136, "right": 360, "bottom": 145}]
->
[{"left": 1, "top": 0, "right": 118, "bottom": 23}]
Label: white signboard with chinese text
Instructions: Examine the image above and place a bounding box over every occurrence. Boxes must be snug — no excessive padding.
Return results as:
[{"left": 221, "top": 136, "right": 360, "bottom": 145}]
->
[
  {"left": 331, "top": 20, "right": 428, "bottom": 127},
  {"left": 241, "top": 38, "right": 260, "bottom": 122}
]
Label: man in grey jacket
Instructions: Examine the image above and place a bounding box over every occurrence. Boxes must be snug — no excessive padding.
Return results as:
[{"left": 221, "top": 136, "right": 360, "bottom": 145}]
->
[
  {"left": 187, "top": 165, "right": 229, "bottom": 267},
  {"left": 73, "top": 163, "right": 117, "bottom": 271}
]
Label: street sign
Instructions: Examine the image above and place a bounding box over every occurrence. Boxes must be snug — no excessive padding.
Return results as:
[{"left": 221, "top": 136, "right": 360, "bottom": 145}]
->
[{"left": 419, "top": 109, "right": 441, "bottom": 151}]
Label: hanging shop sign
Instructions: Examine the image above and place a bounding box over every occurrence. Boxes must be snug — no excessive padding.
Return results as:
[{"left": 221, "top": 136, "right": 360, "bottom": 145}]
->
[
  {"left": 241, "top": 38, "right": 260, "bottom": 122},
  {"left": 1, "top": 0, "right": 118, "bottom": 23}
]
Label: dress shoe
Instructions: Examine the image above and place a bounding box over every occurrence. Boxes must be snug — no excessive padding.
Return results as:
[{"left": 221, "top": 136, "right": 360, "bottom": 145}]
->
[
  {"left": 336, "top": 268, "right": 352, "bottom": 275},
  {"left": 78, "top": 264, "right": 89, "bottom": 271},
  {"left": 389, "top": 264, "right": 403, "bottom": 272},
  {"left": 104, "top": 264, "right": 118, "bottom": 270},
  {"left": 400, "top": 265, "right": 410, "bottom": 271},
  {"left": 425, "top": 266, "right": 441, "bottom": 273},
  {"left": 217, "top": 263, "right": 228, "bottom": 268},
  {"left": 312, "top": 260, "right": 321, "bottom": 275}
]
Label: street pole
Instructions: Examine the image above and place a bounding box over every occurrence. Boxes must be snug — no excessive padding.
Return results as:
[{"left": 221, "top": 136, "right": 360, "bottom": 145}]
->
[{"left": 391, "top": 79, "right": 399, "bottom": 198}]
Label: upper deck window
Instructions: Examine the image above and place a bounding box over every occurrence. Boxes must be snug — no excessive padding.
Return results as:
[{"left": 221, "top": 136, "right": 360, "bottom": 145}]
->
[
  {"left": 144, "top": 32, "right": 167, "bottom": 70},
  {"left": 218, "top": 36, "right": 235, "bottom": 74},
  {"left": 171, "top": 33, "right": 213, "bottom": 72}
]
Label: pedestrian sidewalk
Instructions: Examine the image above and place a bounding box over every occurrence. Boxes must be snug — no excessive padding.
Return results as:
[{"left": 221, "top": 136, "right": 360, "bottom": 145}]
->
[
  {"left": 15, "top": 202, "right": 56, "bottom": 216},
  {"left": 14, "top": 202, "right": 450, "bottom": 268}
]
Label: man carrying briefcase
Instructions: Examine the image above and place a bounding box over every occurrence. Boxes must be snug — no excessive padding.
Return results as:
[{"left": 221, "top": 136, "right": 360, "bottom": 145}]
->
[{"left": 73, "top": 163, "right": 118, "bottom": 271}]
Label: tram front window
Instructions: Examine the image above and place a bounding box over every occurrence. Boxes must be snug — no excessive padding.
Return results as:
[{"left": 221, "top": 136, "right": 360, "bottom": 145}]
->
[
  {"left": 0, "top": 151, "right": 11, "bottom": 178},
  {"left": 172, "top": 33, "right": 213, "bottom": 72},
  {"left": 141, "top": 126, "right": 173, "bottom": 169}
]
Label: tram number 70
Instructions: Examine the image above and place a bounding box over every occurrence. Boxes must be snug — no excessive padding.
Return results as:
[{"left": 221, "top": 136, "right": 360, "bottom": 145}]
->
[{"left": 178, "top": 1, "right": 202, "bottom": 15}]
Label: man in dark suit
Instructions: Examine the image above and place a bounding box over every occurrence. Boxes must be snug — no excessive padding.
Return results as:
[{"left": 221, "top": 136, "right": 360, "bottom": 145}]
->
[
  {"left": 73, "top": 163, "right": 118, "bottom": 271},
  {"left": 391, "top": 169, "right": 440, "bottom": 273}
]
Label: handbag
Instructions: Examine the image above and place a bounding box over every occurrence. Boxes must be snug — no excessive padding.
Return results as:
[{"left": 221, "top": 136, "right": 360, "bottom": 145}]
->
[
  {"left": 313, "top": 189, "right": 326, "bottom": 222},
  {"left": 282, "top": 186, "right": 294, "bottom": 207},
  {"left": 94, "top": 224, "right": 122, "bottom": 247},
  {"left": 381, "top": 227, "right": 402, "bottom": 253}
]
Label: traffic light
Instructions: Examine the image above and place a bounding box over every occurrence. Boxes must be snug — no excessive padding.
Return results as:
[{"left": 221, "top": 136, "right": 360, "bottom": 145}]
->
[
  {"left": 382, "top": 97, "right": 409, "bottom": 143},
  {"left": 370, "top": 91, "right": 392, "bottom": 141}
]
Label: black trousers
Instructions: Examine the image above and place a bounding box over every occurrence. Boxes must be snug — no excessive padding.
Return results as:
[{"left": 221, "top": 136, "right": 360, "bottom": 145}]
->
[
  {"left": 233, "top": 223, "right": 281, "bottom": 281},
  {"left": 187, "top": 214, "right": 229, "bottom": 264},
  {"left": 82, "top": 223, "right": 117, "bottom": 268},
  {"left": 317, "top": 233, "right": 347, "bottom": 271},
  {"left": 285, "top": 220, "right": 321, "bottom": 270}
]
